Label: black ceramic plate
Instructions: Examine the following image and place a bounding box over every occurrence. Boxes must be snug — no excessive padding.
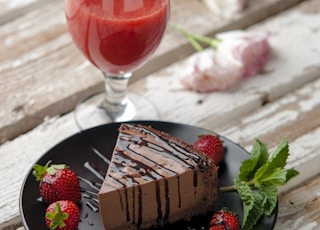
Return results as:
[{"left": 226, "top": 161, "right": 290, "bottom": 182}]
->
[{"left": 20, "top": 121, "right": 277, "bottom": 229}]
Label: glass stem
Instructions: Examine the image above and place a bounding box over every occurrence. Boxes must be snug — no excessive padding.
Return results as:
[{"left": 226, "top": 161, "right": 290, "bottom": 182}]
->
[{"left": 102, "top": 72, "right": 132, "bottom": 117}]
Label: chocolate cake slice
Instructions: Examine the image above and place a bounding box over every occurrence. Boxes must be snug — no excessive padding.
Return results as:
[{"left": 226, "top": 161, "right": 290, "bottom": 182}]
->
[{"left": 98, "top": 123, "right": 218, "bottom": 230}]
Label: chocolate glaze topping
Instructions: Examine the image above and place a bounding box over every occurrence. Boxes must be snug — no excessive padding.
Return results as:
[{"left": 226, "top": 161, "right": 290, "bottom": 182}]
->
[{"left": 108, "top": 124, "right": 211, "bottom": 186}]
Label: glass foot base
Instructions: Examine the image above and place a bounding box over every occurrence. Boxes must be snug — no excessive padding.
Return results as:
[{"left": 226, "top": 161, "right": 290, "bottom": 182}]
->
[{"left": 74, "top": 92, "right": 159, "bottom": 130}]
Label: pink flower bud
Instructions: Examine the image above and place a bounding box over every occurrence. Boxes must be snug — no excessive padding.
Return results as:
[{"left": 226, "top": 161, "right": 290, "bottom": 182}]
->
[
  {"left": 180, "top": 30, "right": 270, "bottom": 93},
  {"left": 216, "top": 30, "right": 270, "bottom": 78}
]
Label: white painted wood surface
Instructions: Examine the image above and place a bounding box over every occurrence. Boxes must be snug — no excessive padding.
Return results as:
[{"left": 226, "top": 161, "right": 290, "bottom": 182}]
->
[
  {"left": 1, "top": 0, "right": 320, "bottom": 229},
  {"left": 275, "top": 175, "right": 320, "bottom": 229},
  {"left": 0, "top": 0, "right": 306, "bottom": 144}
]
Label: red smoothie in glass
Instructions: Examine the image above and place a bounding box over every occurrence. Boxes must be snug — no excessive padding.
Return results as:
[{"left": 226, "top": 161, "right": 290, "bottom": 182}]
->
[{"left": 66, "top": 0, "right": 170, "bottom": 75}]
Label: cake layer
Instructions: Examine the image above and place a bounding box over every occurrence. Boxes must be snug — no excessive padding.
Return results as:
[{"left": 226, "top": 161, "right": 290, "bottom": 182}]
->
[{"left": 98, "top": 124, "right": 218, "bottom": 230}]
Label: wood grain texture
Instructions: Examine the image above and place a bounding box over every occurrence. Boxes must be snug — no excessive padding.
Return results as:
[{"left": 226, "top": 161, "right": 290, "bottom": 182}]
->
[
  {"left": 275, "top": 175, "right": 320, "bottom": 229},
  {"left": 217, "top": 78, "right": 320, "bottom": 194},
  {"left": 0, "top": 0, "right": 47, "bottom": 25},
  {"left": 0, "top": 0, "right": 307, "bottom": 144}
]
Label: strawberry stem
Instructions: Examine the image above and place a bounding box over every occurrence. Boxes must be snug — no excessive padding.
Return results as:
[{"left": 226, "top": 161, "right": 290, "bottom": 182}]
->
[
  {"left": 47, "top": 164, "right": 66, "bottom": 175},
  {"left": 33, "top": 160, "right": 52, "bottom": 181},
  {"left": 32, "top": 160, "right": 66, "bottom": 181},
  {"left": 46, "top": 202, "right": 68, "bottom": 229}
]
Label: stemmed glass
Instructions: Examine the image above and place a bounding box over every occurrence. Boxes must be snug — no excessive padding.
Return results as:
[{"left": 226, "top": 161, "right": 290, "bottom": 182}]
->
[{"left": 65, "top": 0, "right": 170, "bottom": 129}]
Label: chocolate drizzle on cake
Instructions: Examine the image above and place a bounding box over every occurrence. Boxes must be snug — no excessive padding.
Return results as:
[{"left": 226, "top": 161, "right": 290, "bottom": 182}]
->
[
  {"left": 124, "top": 189, "right": 130, "bottom": 221},
  {"left": 155, "top": 181, "right": 163, "bottom": 224},
  {"left": 108, "top": 124, "right": 210, "bottom": 186},
  {"left": 163, "top": 179, "right": 170, "bottom": 224}
]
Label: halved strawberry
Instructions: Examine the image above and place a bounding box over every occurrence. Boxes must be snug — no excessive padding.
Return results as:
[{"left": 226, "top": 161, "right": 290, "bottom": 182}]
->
[
  {"left": 33, "top": 161, "right": 81, "bottom": 204},
  {"left": 194, "top": 134, "right": 224, "bottom": 165},
  {"left": 45, "top": 200, "right": 80, "bottom": 230}
]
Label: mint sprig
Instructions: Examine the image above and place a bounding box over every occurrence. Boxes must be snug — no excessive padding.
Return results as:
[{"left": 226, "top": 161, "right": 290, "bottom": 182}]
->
[{"left": 221, "top": 137, "right": 299, "bottom": 229}]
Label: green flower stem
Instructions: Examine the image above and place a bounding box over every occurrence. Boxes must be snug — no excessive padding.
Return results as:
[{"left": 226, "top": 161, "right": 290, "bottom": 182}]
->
[{"left": 170, "top": 24, "right": 221, "bottom": 51}]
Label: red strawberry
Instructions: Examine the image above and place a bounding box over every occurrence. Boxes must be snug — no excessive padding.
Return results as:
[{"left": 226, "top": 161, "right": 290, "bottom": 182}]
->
[
  {"left": 209, "top": 224, "right": 226, "bottom": 230},
  {"left": 45, "top": 200, "right": 80, "bottom": 230},
  {"left": 33, "top": 161, "right": 81, "bottom": 204},
  {"left": 209, "top": 208, "right": 240, "bottom": 230},
  {"left": 194, "top": 134, "right": 224, "bottom": 165}
]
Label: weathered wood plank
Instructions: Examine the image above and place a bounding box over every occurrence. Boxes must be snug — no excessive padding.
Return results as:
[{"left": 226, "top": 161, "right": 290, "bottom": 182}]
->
[
  {"left": 0, "top": 0, "right": 47, "bottom": 25},
  {"left": 0, "top": 0, "right": 38, "bottom": 12},
  {"left": 275, "top": 175, "right": 320, "bottom": 229},
  {"left": 0, "top": 0, "right": 306, "bottom": 144},
  {"left": 216, "top": 78, "right": 320, "bottom": 193}
]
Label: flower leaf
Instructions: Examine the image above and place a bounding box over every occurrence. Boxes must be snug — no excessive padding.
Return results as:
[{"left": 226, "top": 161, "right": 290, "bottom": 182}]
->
[{"left": 170, "top": 24, "right": 221, "bottom": 51}]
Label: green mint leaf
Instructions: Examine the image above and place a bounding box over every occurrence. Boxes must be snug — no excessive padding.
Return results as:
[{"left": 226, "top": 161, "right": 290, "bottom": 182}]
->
[
  {"left": 254, "top": 137, "right": 289, "bottom": 181},
  {"left": 221, "top": 137, "right": 300, "bottom": 230},
  {"left": 234, "top": 178, "right": 255, "bottom": 227},
  {"left": 242, "top": 191, "right": 267, "bottom": 230},
  {"left": 269, "top": 136, "right": 290, "bottom": 168},
  {"left": 255, "top": 167, "right": 287, "bottom": 187},
  {"left": 238, "top": 139, "right": 268, "bottom": 181},
  {"left": 258, "top": 185, "right": 278, "bottom": 215},
  {"left": 285, "top": 168, "right": 300, "bottom": 183}
]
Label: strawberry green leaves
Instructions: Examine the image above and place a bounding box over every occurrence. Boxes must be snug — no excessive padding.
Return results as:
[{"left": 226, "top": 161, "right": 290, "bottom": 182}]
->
[
  {"left": 221, "top": 137, "right": 299, "bottom": 229},
  {"left": 33, "top": 160, "right": 66, "bottom": 181},
  {"left": 46, "top": 164, "right": 67, "bottom": 175},
  {"left": 33, "top": 160, "right": 52, "bottom": 181},
  {"left": 46, "top": 202, "right": 68, "bottom": 229}
]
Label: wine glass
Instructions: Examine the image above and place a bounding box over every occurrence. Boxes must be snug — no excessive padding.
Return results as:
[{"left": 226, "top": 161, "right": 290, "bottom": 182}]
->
[{"left": 65, "top": 0, "right": 170, "bottom": 129}]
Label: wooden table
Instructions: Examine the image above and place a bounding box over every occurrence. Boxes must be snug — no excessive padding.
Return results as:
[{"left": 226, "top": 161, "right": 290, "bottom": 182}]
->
[{"left": 1, "top": 0, "right": 319, "bottom": 229}]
